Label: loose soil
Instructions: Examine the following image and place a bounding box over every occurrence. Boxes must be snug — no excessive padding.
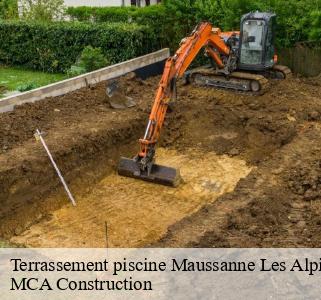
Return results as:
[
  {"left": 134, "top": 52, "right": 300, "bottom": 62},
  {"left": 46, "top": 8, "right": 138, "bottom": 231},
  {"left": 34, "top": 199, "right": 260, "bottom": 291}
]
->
[{"left": 0, "top": 71, "right": 320, "bottom": 248}]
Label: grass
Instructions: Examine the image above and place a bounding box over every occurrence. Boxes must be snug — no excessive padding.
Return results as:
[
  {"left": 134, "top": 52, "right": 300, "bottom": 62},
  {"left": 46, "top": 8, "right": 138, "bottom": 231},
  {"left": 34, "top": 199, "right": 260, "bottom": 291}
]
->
[
  {"left": 0, "top": 239, "right": 13, "bottom": 248},
  {"left": 0, "top": 65, "right": 66, "bottom": 97}
]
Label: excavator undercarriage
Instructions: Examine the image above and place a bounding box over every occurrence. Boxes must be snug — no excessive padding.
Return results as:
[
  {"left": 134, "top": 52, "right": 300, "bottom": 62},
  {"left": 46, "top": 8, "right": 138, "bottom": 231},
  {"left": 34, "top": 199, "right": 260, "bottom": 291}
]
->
[{"left": 186, "top": 65, "right": 291, "bottom": 94}]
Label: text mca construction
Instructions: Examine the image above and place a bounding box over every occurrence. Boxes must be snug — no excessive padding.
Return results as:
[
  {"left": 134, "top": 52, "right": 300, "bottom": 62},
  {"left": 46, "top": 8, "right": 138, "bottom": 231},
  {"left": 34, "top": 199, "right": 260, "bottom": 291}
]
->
[{"left": 9, "top": 257, "right": 321, "bottom": 291}]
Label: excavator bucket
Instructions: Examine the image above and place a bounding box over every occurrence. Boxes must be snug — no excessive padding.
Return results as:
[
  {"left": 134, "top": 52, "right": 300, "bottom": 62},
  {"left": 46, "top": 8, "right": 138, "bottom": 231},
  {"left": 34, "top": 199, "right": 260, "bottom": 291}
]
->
[
  {"left": 106, "top": 81, "right": 136, "bottom": 109},
  {"left": 118, "top": 157, "right": 181, "bottom": 187}
]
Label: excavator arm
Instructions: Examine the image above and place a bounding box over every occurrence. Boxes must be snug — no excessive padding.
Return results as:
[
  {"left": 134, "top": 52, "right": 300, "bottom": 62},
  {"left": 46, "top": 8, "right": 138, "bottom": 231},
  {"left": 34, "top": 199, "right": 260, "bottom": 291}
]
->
[
  {"left": 118, "top": 22, "right": 231, "bottom": 186},
  {"left": 139, "top": 23, "right": 230, "bottom": 170}
]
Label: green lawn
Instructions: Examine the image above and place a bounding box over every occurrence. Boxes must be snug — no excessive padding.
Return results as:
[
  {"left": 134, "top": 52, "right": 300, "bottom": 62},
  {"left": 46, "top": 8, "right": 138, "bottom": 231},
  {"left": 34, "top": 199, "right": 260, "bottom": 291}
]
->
[{"left": 0, "top": 66, "right": 66, "bottom": 96}]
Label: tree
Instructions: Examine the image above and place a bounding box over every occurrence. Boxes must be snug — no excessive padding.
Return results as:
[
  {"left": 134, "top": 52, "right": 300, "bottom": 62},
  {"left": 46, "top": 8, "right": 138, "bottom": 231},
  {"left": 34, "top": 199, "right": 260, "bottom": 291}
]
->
[
  {"left": 309, "top": 10, "right": 321, "bottom": 41},
  {"left": 163, "top": 0, "right": 321, "bottom": 47},
  {"left": 20, "top": 0, "right": 66, "bottom": 21}
]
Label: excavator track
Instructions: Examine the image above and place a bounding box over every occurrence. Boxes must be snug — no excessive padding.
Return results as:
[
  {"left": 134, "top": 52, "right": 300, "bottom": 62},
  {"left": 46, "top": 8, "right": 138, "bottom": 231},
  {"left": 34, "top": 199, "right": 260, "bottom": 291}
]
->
[
  {"left": 186, "top": 64, "right": 291, "bottom": 95},
  {"left": 271, "top": 64, "right": 292, "bottom": 79},
  {"left": 187, "top": 67, "right": 269, "bottom": 95}
]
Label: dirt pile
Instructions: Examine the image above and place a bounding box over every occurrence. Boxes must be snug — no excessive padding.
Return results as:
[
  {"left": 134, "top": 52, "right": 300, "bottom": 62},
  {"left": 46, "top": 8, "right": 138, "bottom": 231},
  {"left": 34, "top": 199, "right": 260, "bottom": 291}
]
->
[
  {"left": 287, "top": 158, "right": 321, "bottom": 201},
  {"left": 0, "top": 75, "right": 155, "bottom": 237},
  {"left": 0, "top": 75, "right": 152, "bottom": 153},
  {"left": 153, "top": 81, "right": 321, "bottom": 247}
]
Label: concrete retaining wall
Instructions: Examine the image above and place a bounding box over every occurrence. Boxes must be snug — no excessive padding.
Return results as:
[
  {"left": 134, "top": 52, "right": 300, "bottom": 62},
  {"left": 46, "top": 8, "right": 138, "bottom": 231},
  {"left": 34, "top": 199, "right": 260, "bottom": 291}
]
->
[{"left": 0, "top": 48, "right": 170, "bottom": 113}]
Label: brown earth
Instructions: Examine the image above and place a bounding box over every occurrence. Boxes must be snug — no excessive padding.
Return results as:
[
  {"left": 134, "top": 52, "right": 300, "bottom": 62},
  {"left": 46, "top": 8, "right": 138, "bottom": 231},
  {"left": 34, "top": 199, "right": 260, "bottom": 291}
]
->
[{"left": 0, "top": 72, "right": 320, "bottom": 247}]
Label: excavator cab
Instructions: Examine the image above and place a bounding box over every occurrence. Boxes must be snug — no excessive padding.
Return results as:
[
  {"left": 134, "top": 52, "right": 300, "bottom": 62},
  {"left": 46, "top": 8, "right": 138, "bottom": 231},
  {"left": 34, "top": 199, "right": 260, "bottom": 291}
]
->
[{"left": 239, "top": 12, "right": 276, "bottom": 71}]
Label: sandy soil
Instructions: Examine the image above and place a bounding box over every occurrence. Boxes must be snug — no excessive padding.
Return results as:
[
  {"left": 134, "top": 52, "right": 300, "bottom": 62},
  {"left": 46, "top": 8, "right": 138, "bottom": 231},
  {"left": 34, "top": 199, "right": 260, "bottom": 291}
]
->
[
  {"left": 11, "top": 148, "right": 250, "bottom": 247},
  {"left": 0, "top": 72, "right": 321, "bottom": 248}
]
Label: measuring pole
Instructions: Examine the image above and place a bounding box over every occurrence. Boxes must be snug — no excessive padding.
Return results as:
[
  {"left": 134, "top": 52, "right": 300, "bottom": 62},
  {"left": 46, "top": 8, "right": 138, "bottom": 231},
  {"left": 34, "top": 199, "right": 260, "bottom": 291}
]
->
[{"left": 35, "top": 129, "right": 76, "bottom": 206}]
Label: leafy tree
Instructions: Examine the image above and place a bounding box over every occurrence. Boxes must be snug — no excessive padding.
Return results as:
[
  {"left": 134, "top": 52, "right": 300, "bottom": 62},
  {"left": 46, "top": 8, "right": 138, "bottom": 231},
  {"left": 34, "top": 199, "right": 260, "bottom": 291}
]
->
[
  {"left": 162, "top": 0, "right": 223, "bottom": 49},
  {"left": 163, "top": 0, "right": 321, "bottom": 47},
  {"left": 219, "top": 0, "right": 267, "bottom": 30},
  {"left": 20, "top": 0, "right": 66, "bottom": 21},
  {"left": 162, "top": 0, "right": 198, "bottom": 37},
  {"left": 309, "top": 10, "right": 321, "bottom": 41},
  {"left": 270, "top": 0, "right": 321, "bottom": 47}
]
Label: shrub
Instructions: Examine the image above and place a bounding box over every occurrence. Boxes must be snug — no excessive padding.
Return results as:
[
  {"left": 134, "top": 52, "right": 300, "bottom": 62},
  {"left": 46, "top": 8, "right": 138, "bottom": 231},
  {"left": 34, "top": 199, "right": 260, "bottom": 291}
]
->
[
  {"left": 162, "top": 0, "right": 321, "bottom": 48},
  {"left": 66, "top": 5, "right": 170, "bottom": 47},
  {"left": 66, "top": 1, "right": 321, "bottom": 49},
  {"left": 66, "top": 65, "right": 86, "bottom": 77},
  {"left": 67, "top": 6, "right": 134, "bottom": 23},
  {"left": 0, "top": 0, "right": 18, "bottom": 19},
  {"left": 67, "top": 46, "right": 109, "bottom": 76},
  {"left": 20, "top": 0, "right": 66, "bottom": 21},
  {"left": 131, "top": 5, "right": 171, "bottom": 48},
  {"left": 77, "top": 46, "right": 108, "bottom": 72},
  {"left": 17, "top": 82, "right": 38, "bottom": 92},
  {"left": 66, "top": 6, "right": 95, "bottom": 22},
  {"left": 0, "top": 20, "right": 158, "bottom": 72}
]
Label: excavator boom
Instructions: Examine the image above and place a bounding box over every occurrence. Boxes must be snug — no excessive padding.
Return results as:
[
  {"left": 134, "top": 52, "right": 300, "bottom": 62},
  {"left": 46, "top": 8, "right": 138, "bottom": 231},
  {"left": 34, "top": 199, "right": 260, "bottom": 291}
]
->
[{"left": 118, "top": 22, "right": 231, "bottom": 186}]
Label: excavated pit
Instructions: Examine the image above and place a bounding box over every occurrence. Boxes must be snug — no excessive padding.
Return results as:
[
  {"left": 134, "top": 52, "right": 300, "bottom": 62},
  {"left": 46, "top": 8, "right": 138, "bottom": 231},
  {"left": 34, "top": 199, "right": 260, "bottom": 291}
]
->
[
  {"left": 0, "top": 72, "right": 321, "bottom": 248},
  {"left": 11, "top": 149, "right": 250, "bottom": 247}
]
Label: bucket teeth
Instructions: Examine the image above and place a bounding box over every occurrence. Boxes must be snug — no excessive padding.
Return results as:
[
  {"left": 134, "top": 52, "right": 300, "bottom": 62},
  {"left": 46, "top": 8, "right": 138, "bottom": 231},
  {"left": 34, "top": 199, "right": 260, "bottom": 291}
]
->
[{"left": 118, "top": 157, "right": 181, "bottom": 187}]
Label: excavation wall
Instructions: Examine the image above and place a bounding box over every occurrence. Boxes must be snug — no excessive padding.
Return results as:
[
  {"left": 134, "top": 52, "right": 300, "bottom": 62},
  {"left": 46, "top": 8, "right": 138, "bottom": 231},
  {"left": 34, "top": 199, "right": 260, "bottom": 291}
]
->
[{"left": 0, "top": 58, "right": 321, "bottom": 248}]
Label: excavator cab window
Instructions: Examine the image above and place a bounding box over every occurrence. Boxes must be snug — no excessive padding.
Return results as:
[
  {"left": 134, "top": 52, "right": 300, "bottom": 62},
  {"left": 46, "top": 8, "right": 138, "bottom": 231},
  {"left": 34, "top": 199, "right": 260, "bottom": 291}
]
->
[
  {"left": 240, "top": 19, "right": 265, "bottom": 65},
  {"left": 264, "top": 16, "right": 276, "bottom": 67},
  {"left": 239, "top": 12, "right": 277, "bottom": 70}
]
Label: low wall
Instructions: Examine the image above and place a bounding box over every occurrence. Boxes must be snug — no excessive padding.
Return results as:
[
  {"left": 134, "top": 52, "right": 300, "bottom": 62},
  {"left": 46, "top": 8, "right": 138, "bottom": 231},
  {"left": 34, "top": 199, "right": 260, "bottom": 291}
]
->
[
  {"left": 279, "top": 42, "right": 321, "bottom": 77},
  {"left": 0, "top": 48, "right": 170, "bottom": 113}
]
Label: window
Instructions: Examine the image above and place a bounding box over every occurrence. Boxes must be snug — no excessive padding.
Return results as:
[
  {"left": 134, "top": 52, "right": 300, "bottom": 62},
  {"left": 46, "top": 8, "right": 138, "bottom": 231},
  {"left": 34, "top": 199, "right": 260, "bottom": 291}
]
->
[
  {"left": 240, "top": 20, "right": 264, "bottom": 65},
  {"left": 264, "top": 17, "right": 276, "bottom": 66}
]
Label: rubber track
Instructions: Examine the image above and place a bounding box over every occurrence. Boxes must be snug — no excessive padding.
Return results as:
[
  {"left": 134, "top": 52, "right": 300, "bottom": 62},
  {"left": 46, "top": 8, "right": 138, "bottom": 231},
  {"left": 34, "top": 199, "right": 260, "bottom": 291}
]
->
[
  {"left": 272, "top": 64, "right": 292, "bottom": 79},
  {"left": 190, "top": 68, "right": 269, "bottom": 95}
]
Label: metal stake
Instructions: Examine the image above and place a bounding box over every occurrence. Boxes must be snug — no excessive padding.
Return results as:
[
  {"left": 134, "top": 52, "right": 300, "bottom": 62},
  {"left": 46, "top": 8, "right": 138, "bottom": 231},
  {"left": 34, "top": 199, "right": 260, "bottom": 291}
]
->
[
  {"left": 105, "top": 221, "right": 108, "bottom": 249},
  {"left": 35, "top": 129, "right": 76, "bottom": 206}
]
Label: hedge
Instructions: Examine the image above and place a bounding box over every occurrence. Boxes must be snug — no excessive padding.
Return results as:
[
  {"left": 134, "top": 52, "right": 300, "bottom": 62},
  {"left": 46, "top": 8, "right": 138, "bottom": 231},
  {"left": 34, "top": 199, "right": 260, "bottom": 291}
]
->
[
  {"left": 161, "top": 0, "right": 321, "bottom": 48},
  {"left": 0, "top": 20, "right": 159, "bottom": 72},
  {"left": 67, "top": 1, "right": 321, "bottom": 49},
  {"left": 66, "top": 5, "right": 165, "bottom": 23},
  {"left": 66, "top": 5, "right": 172, "bottom": 48},
  {"left": 66, "top": 6, "right": 136, "bottom": 23}
]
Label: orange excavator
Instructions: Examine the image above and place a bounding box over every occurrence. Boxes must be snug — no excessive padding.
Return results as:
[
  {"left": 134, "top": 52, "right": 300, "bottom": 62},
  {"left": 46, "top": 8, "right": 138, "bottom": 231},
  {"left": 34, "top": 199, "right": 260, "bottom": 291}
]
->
[{"left": 118, "top": 12, "right": 291, "bottom": 186}]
